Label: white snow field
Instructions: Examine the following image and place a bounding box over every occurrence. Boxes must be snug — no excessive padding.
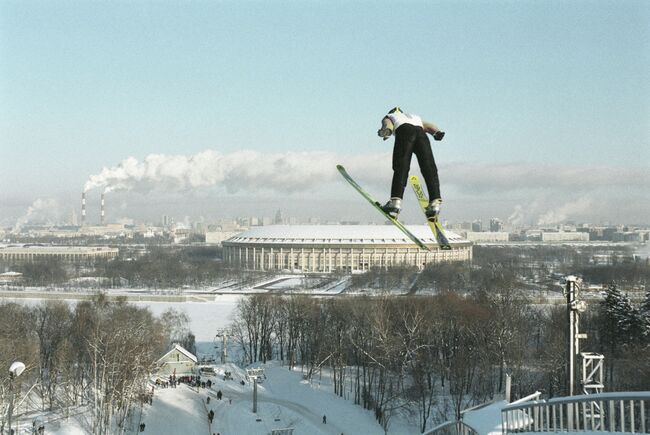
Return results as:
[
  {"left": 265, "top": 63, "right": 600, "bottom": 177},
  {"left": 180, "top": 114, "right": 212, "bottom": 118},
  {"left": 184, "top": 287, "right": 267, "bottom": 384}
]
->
[
  {"left": 131, "top": 295, "right": 241, "bottom": 341},
  {"left": 140, "top": 362, "right": 417, "bottom": 435}
]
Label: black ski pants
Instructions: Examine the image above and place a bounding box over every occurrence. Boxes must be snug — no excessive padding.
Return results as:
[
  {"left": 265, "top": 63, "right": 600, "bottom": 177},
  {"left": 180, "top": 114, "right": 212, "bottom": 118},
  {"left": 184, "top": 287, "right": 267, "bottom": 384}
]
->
[{"left": 390, "top": 124, "right": 441, "bottom": 201}]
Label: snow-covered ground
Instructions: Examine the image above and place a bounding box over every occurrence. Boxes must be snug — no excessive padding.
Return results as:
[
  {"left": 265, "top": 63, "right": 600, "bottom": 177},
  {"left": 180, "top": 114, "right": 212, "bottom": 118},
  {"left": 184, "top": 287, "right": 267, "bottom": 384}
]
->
[
  {"left": 131, "top": 296, "right": 241, "bottom": 341},
  {"left": 139, "top": 362, "right": 416, "bottom": 435},
  {"left": 14, "top": 361, "right": 416, "bottom": 434}
]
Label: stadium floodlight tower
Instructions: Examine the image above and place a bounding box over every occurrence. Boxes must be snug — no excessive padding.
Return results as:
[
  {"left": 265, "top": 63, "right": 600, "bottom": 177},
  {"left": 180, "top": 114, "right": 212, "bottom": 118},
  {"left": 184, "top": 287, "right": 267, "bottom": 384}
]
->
[{"left": 6, "top": 361, "right": 26, "bottom": 435}]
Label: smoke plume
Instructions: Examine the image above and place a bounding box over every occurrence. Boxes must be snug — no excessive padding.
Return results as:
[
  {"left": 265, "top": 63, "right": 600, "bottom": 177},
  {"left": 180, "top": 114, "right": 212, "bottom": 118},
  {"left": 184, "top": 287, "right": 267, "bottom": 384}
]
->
[
  {"left": 507, "top": 205, "right": 526, "bottom": 227},
  {"left": 13, "top": 198, "right": 62, "bottom": 233},
  {"left": 537, "top": 197, "right": 594, "bottom": 226},
  {"left": 84, "top": 150, "right": 388, "bottom": 194}
]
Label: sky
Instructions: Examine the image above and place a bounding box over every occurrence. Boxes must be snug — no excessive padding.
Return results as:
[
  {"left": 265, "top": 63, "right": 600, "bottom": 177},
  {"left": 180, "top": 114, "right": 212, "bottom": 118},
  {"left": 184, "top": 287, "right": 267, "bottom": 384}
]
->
[{"left": 1, "top": 0, "right": 649, "bottom": 227}]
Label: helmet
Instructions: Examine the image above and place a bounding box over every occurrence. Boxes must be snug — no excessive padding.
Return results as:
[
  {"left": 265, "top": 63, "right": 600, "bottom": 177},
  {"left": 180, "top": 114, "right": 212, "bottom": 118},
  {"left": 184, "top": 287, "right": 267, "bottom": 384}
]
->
[{"left": 388, "top": 106, "right": 402, "bottom": 114}]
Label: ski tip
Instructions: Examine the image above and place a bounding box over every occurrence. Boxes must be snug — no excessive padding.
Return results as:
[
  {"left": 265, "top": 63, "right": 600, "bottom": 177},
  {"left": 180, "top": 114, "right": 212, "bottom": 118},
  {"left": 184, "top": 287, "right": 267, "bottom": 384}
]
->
[
  {"left": 336, "top": 164, "right": 345, "bottom": 170},
  {"left": 409, "top": 175, "right": 419, "bottom": 182}
]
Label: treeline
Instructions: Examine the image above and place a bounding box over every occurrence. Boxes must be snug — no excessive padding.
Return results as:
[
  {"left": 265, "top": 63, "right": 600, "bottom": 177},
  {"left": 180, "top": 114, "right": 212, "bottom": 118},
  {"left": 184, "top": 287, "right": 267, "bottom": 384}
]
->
[
  {"left": 593, "top": 284, "right": 650, "bottom": 389},
  {"left": 0, "top": 296, "right": 192, "bottom": 434},
  {"left": 349, "top": 259, "right": 520, "bottom": 294},
  {"left": 578, "top": 263, "right": 650, "bottom": 287},
  {"left": 2, "top": 246, "right": 261, "bottom": 288},
  {"left": 96, "top": 247, "right": 261, "bottom": 288},
  {"left": 473, "top": 245, "right": 644, "bottom": 284},
  {"left": 10, "top": 258, "right": 69, "bottom": 286},
  {"left": 231, "top": 288, "right": 650, "bottom": 433},
  {"left": 232, "top": 291, "right": 539, "bottom": 432}
]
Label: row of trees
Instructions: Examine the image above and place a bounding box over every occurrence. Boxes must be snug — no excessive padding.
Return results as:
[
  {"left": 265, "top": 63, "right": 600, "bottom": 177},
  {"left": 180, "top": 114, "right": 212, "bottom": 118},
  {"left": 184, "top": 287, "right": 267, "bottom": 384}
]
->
[
  {"left": 0, "top": 296, "right": 190, "bottom": 434},
  {"left": 231, "top": 290, "right": 546, "bottom": 432},
  {"left": 4, "top": 244, "right": 645, "bottom": 290},
  {"left": 595, "top": 284, "right": 650, "bottom": 389},
  {"left": 95, "top": 247, "right": 267, "bottom": 288},
  {"left": 231, "top": 283, "right": 650, "bottom": 433},
  {"left": 2, "top": 246, "right": 262, "bottom": 288},
  {"left": 473, "top": 245, "right": 646, "bottom": 287}
]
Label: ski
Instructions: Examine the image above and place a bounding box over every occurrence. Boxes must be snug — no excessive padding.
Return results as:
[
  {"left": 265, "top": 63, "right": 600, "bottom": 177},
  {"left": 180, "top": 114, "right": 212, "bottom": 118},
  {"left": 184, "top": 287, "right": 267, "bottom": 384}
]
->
[
  {"left": 409, "top": 175, "right": 452, "bottom": 250},
  {"left": 337, "top": 165, "right": 430, "bottom": 251}
]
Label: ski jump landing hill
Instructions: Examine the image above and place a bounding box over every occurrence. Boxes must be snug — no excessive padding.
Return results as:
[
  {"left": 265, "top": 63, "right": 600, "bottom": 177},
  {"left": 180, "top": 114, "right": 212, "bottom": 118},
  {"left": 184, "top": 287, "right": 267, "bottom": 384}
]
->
[{"left": 222, "top": 224, "right": 472, "bottom": 273}]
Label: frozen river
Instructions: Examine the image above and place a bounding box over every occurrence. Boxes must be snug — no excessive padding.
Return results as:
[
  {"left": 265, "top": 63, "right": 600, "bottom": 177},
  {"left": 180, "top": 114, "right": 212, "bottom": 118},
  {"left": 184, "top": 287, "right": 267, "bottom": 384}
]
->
[{"left": 130, "top": 295, "right": 241, "bottom": 341}]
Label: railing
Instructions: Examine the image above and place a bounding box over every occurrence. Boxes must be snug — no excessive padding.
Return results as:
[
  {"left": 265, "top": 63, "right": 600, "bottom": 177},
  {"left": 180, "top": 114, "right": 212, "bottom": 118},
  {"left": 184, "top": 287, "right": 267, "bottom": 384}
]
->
[{"left": 502, "top": 392, "right": 650, "bottom": 434}]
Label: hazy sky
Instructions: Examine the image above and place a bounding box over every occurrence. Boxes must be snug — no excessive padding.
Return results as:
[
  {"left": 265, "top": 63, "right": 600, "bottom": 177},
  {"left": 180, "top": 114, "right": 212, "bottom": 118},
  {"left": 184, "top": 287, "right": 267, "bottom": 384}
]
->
[{"left": 1, "top": 1, "right": 649, "bottom": 226}]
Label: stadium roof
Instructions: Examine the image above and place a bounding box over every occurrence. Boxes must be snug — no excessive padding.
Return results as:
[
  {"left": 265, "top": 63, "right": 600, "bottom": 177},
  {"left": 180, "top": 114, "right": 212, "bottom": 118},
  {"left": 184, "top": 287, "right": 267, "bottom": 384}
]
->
[{"left": 224, "top": 225, "right": 469, "bottom": 246}]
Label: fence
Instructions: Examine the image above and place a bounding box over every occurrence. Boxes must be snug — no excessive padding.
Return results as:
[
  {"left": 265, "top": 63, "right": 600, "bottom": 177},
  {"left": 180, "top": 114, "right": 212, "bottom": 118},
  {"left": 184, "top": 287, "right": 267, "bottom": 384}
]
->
[{"left": 502, "top": 392, "right": 650, "bottom": 434}]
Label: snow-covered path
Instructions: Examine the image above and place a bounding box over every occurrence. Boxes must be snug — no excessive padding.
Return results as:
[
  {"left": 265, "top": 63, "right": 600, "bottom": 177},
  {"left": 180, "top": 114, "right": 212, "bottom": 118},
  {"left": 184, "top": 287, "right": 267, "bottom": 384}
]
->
[
  {"left": 207, "top": 388, "right": 346, "bottom": 435},
  {"left": 141, "top": 384, "right": 210, "bottom": 435},
  {"left": 140, "top": 362, "right": 412, "bottom": 435}
]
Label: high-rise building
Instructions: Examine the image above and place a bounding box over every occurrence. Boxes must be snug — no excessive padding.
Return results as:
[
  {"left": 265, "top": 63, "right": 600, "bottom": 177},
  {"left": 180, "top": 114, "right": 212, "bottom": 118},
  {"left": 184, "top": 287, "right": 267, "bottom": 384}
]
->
[
  {"left": 71, "top": 209, "right": 78, "bottom": 226},
  {"left": 274, "top": 209, "right": 283, "bottom": 224},
  {"left": 489, "top": 218, "right": 502, "bottom": 232},
  {"left": 472, "top": 220, "right": 482, "bottom": 232}
]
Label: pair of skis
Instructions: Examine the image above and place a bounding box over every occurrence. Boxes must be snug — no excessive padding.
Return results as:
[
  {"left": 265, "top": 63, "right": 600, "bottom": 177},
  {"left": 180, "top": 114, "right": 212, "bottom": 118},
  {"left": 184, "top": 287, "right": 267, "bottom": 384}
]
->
[{"left": 337, "top": 165, "right": 451, "bottom": 251}]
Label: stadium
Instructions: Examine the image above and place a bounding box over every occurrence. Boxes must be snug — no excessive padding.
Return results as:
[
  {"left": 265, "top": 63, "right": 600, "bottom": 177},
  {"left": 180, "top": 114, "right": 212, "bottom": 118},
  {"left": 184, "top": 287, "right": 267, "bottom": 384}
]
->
[{"left": 222, "top": 225, "right": 472, "bottom": 273}]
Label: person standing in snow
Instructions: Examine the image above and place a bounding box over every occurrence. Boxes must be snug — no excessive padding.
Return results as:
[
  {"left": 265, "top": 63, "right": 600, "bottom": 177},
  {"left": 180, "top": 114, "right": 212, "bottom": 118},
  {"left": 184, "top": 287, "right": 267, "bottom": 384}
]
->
[
  {"left": 378, "top": 107, "right": 445, "bottom": 220},
  {"left": 323, "top": 415, "right": 327, "bottom": 424}
]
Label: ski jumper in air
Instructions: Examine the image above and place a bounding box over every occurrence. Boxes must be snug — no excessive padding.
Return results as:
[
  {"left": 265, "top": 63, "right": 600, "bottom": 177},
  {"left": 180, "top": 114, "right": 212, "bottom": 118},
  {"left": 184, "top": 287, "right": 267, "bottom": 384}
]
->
[{"left": 378, "top": 107, "right": 445, "bottom": 220}]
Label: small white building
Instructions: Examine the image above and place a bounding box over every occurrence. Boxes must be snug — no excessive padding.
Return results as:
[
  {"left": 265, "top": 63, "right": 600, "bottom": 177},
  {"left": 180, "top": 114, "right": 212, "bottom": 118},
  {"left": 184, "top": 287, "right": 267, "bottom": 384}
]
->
[
  {"left": 0, "top": 271, "right": 23, "bottom": 284},
  {"left": 156, "top": 344, "right": 197, "bottom": 377},
  {"left": 463, "top": 231, "right": 509, "bottom": 243},
  {"left": 541, "top": 231, "right": 590, "bottom": 242},
  {"left": 0, "top": 245, "right": 118, "bottom": 263}
]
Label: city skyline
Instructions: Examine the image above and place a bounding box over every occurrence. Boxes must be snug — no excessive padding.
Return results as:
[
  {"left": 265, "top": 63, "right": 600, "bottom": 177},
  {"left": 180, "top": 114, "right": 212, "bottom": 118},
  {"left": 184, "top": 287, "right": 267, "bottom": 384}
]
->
[{"left": 1, "top": 1, "right": 649, "bottom": 226}]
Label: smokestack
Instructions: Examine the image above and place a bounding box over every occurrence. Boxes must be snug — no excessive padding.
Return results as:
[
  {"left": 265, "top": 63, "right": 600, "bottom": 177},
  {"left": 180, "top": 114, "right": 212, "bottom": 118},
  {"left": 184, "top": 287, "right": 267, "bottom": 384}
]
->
[
  {"left": 81, "top": 192, "right": 86, "bottom": 226},
  {"left": 100, "top": 193, "right": 105, "bottom": 225}
]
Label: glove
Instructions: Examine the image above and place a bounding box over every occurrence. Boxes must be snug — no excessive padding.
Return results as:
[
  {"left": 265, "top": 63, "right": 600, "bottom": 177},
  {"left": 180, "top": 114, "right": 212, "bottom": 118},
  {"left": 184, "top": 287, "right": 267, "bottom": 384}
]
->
[{"left": 378, "top": 128, "right": 392, "bottom": 139}]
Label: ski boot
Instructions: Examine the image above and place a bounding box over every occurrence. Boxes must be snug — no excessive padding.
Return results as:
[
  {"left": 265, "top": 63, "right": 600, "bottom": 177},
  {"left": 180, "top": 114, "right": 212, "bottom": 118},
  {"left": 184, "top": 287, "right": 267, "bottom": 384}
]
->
[
  {"left": 433, "top": 131, "right": 445, "bottom": 141},
  {"left": 379, "top": 197, "right": 402, "bottom": 219},
  {"left": 425, "top": 199, "right": 442, "bottom": 222}
]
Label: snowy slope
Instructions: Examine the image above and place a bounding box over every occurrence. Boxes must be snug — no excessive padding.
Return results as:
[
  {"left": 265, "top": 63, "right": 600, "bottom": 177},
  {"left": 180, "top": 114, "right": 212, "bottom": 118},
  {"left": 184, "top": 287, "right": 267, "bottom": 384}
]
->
[{"left": 140, "top": 362, "right": 418, "bottom": 435}]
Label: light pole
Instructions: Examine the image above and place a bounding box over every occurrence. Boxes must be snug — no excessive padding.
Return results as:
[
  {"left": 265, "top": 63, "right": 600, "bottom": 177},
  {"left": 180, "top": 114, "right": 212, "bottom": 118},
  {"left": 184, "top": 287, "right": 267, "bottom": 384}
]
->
[
  {"left": 215, "top": 329, "right": 230, "bottom": 364},
  {"left": 564, "top": 276, "right": 587, "bottom": 397},
  {"left": 7, "top": 361, "right": 26, "bottom": 435}
]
